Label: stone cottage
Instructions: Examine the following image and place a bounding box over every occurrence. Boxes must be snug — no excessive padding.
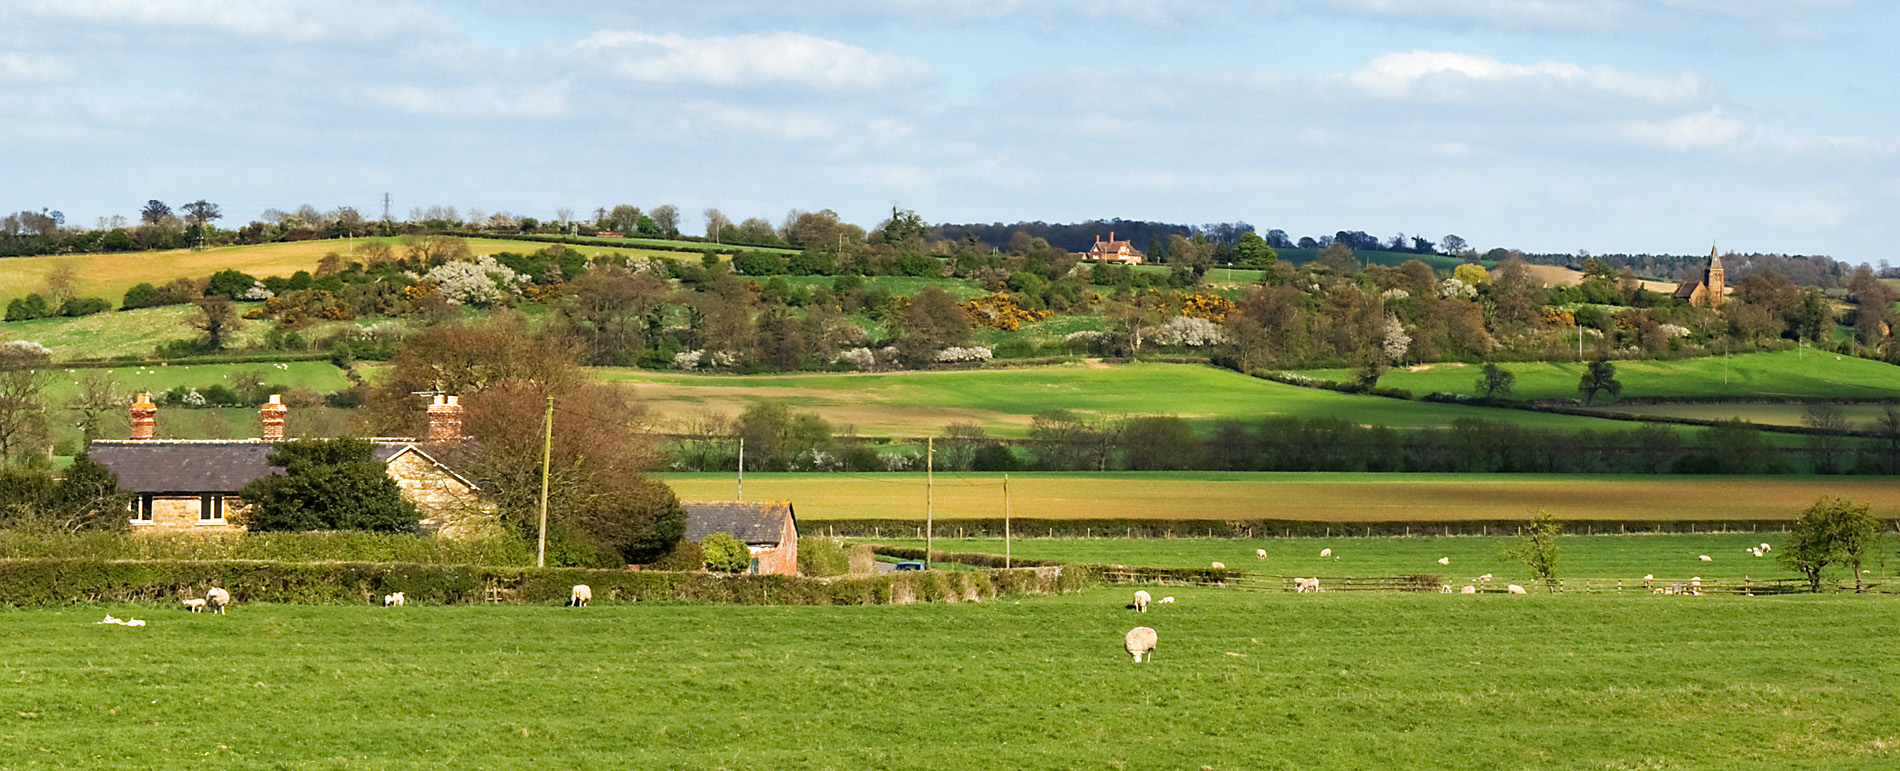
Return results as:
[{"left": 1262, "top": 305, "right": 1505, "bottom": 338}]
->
[
  {"left": 681, "top": 500, "right": 799, "bottom": 575},
  {"left": 89, "top": 393, "right": 495, "bottom": 538}
]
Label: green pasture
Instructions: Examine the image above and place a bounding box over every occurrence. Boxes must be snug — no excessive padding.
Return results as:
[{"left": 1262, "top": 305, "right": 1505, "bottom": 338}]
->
[
  {"left": 1296, "top": 349, "right": 1900, "bottom": 400},
  {"left": 35, "top": 361, "right": 351, "bottom": 403},
  {"left": 9, "top": 593, "right": 1900, "bottom": 770},
  {"left": 874, "top": 534, "right": 1841, "bottom": 583},
  {"left": 778, "top": 274, "right": 987, "bottom": 300},
  {"left": 0, "top": 305, "right": 225, "bottom": 360},
  {"left": 608, "top": 362, "right": 1685, "bottom": 437},
  {"left": 664, "top": 472, "right": 1900, "bottom": 521},
  {"left": 1586, "top": 402, "right": 1900, "bottom": 429}
]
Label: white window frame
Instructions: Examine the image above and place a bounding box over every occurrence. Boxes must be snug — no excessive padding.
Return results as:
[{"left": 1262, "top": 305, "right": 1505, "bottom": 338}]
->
[
  {"left": 200, "top": 494, "right": 224, "bottom": 521},
  {"left": 129, "top": 494, "right": 154, "bottom": 523}
]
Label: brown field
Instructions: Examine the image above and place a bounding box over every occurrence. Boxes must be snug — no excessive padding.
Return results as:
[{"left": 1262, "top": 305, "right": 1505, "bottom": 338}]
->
[
  {"left": 1520, "top": 263, "right": 1678, "bottom": 294},
  {"left": 664, "top": 472, "right": 1900, "bottom": 521}
]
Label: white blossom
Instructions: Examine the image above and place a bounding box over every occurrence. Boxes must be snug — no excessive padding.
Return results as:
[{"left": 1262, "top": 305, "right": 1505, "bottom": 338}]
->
[
  {"left": 1381, "top": 314, "right": 1410, "bottom": 364},
  {"left": 241, "top": 282, "right": 274, "bottom": 300},
  {"left": 1151, "top": 316, "right": 1226, "bottom": 347},
  {"left": 420, "top": 255, "right": 527, "bottom": 306},
  {"left": 1659, "top": 323, "right": 1691, "bottom": 339},
  {"left": 1063, "top": 330, "right": 1105, "bottom": 343},
  {"left": 1438, "top": 278, "right": 1477, "bottom": 299},
  {"left": 672, "top": 350, "right": 704, "bottom": 370},
  {"left": 0, "top": 340, "right": 52, "bottom": 357},
  {"left": 1381, "top": 288, "right": 1410, "bottom": 300},
  {"left": 934, "top": 346, "right": 994, "bottom": 363}
]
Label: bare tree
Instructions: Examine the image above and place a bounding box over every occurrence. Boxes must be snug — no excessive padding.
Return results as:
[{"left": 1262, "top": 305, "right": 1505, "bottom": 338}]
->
[
  {"left": 181, "top": 200, "right": 222, "bottom": 227},
  {"left": 554, "top": 207, "right": 575, "bottom": 225},
  {"left": 188, "top": 296, "right": 242, "bottom": 350},
  {"left": 1803, "top": 401, "right": 1851, "bottom": 473},
  {"left": 703, "top": 208, "right": 731, "bottom": 242},
  {"left": 40, "top": 259, "right": 80, "bottom": 307},
  {"left": 649, "top": 204, "right": 680, "bottom": 237},
  {"left": 68, "top": 371, "right": 123, "bottom": 443},
  {"left": 0, "top": 344, "right": 52, "bottom": 464}
]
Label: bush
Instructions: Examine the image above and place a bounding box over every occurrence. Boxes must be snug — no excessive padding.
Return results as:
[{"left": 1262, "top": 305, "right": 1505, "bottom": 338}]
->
[
  {"left": 797, "top": 536, "right": 850, "bottom": 577},
  {"left": 646, "top": 538, "right": 705, "bottom": 571},
  {"left": 5, "top": 294, "right": 51, "bottom": 321},
  {"left": 58, "top": 297, "right": 111, "bottom": 317},
  {"left": 732, "top": 251, "right": 788, "bottom": 276},
  {"left": 206, "top": 269, "right": 259, "bottom": 299},
  {"left": 701, "top": 531, "right": 751, "bottom": 573},
  {"left": 892, "top": 253, "right": 943, "bottom": 277}
]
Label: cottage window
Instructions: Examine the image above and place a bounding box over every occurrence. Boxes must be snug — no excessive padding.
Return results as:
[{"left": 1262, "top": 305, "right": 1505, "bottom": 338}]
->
[
  {"left": 129, "top": 495, "right": 154, "bottom": 522},
  {"left": 200, "top": 494, "right": 224, "bottom": 521}
]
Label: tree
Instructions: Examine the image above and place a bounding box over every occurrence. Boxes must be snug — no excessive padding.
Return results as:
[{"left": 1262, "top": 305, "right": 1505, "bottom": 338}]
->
[
  {"left": 1801, "top": 401, "right": 1850, "bottom": 473},
  {"left": 1477, "top": 362, "right": 1515, "bottom": 399},
  {"left": 188, "top": 296, "right": 242, "bottom": 350},
  {"left": 1577, "top": 359, "right": 1621, "bottom": 405},
  {"left": 879, "top": 207, "right": 929, "bottom": 246},
  {"left": 1441, "top": 234, "right": 1468, "bottom": 257},
  {"left": 1234, "top": 231, "right": 1277, "bottom": 268},
  {"left": 703, "top": 208, "right": 732, "bottom": 241},
  {"left": 1779, "top": 496, "right": 1881, "bottom": 593},
  {"left": 894, "top": 287, "right": 972, "bottom": 366},
  {"left": 603, "top": 205, "right": 642, "bottom": 234},
  {"left": 1870, "top": 405, "right": 1900, "bottom": 475},
  {"left": 68, "top": 371, "right": 122, "bottom": 443},
  {"left": 0, "top": 454, "right": 132, "bottom": 532},
  {"left": 649, "top": 204, "right": 680, "bottom": 237},
  {"left": 239, "top": 439, "right": 419, "bottom": 532},
  {"left": 1506, "top": 509, "right": 1562, "bottom": 589},
  {"left": 180, "top": 199, "right": 222, "bottom": 227},
  {"left": 0, "top": 342, "right": 52, "bottom": 464},
  {"left": 701, "top": 531, "right": 750, "bottom": 573},
  {"left": 139, "top": 199, "right": 171, "bottom": 226}
]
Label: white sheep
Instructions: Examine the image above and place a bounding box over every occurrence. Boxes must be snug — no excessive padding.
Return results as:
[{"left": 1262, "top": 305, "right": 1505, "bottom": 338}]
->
[
  {"left": 1760, "top": 543, "right": 1772, "bottom": 552},
  {"left": 1437, "top": 557, "right": 1450, "bottom": 565},
  {"left": 1255, "top": 548, "right": 1267, "bottom": 559},
  {"left": 206, "top": 587, "right": 231, "bottom": 615},
  {"left": 1319, "top": 548, "right": 1332, "bottom": 558},
  {"left": 1210, "top": 561, "right": 1225, "bottom": 569},
  {"left": 1124, "top": 626, "right": 1158, "bottom": 663},
  {"left": 1132, "top": 590, "right": 1151, "bottom": 613},
  {"left": 569, "top": 584, "right": 593, "bottom": 607},
  {"left": 1478, "top": 573, "right": 1493, "bottom": 584},
  {"left": 1506, "top": 584, "right": 1527, "bottom": 594},
  {"left": 1751, "top": 548, "right": 1764, "bottom": 558},
  {"left": 1699, "top": 555, "right": 1712, "bottom": 562},
  {"left": 1159, "top": 596, "right": 1175, "bottom": 604},
  {"left": 1294, "top": 577, "right": 1320, "bottom": 593},
  {"left": 1687, "top": 577, "right": 1704, "bottom": 596},
  {"left": 1643, "top": 574, "right": 1655, "bottom": 590},
  {"left": 383, "top": 591, "right": 405, "bottom": 607},
  {"left": 182, "top": 598, "right": 207, "bottom": 612},
  {"left": 1460, "top": 585, "right": 1477, "bottom": 594},
  {"left": 1438, "top": 584, "right": 1453, "bottom": 593}
]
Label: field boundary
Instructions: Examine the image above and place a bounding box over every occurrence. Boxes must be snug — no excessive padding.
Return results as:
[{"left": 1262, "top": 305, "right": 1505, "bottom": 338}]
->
[
  {"left": 810, "top": 518, "right": 1826, "bottom": 539},
  {"left": 1097, "top": 569, "right": 1859, "bottom": 595}
]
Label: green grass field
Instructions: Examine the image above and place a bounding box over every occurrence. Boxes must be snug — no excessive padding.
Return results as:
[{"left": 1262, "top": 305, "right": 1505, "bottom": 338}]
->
[
  {"left": 664, "top": 472, "right": 1900, "bottom": 522},
  {"left": 872, "top": 533, "right": 1845, "bottom": 582},
  {"left": 10, "top": 592, "right": 1900, "bottom": 769},
  {"left": 1297, "top": 350, "right": 1900, "bottom": 401},
  {"left": 607, "top": 362, "right": 1686, "bottom": 438},
  {"left": 1583, "top": 402, "right": 1900, "bottom": 429}
]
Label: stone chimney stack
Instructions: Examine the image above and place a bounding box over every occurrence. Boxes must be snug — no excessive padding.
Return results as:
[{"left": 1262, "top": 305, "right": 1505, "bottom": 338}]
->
[
  {"left": 426, "top": 394, "right": 463, "bottom": 441},
  {"left": 259, "top": 394, "right": 287, "bottom": 442},
  {"left": 130, "top": 392, "right": 157, "bottom": 441}
]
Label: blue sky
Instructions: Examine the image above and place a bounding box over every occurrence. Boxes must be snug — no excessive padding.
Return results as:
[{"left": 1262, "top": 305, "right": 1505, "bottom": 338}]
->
[{"left": 3, "top": 1, "right": 1897, "bottom": 263}]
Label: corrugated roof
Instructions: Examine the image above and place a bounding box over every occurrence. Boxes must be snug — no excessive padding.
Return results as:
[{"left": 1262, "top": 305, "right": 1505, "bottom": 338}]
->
[{"left": 682, "top": 501, "right": 794, "bottom": 546}]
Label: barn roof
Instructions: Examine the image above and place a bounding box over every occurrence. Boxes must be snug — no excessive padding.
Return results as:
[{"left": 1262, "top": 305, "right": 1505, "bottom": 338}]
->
[{"left": 682, "top": 501, "right": 795, "bottom": 546}]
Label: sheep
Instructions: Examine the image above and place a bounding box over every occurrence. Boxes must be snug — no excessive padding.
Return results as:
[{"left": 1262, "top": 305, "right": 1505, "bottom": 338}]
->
[
  {"left": 568, "top": 584, "right": 593, "bottom": 607},
  {"left": 1210, "top": 561, "right": 1225, "bottom": 569},
  {"left": 1643, "top": 574, "right": 1655, "bottom": 591},
  {"left": 1319, "top": 548, "right": 1332, "bottom": 558},
  {"left": 1132, "top": 590, "right": 1151, "bottom": 613},
  {"left": 1124, "top": 626, "right": 1158, "bottom": 663},
  {"left": 1478, "top": 573, "right": 1493, "bottom": 584},
  {"left": 205, "top": 587, "right": 231, "bottom": 615},
  {"left": 383, "top": 591, "right": 405, "bottom": 607},
  {"left": 1438, "top": 584, "right": 1453, "bottom": 593},
  {"left": 1506, "top": 584, "right": 1527, "bottom": 594},
  {"left": 1460, "top": 585, "right": 1478, "bottom": 594},
  {"left": 1437, "top": 557, "right": 1450, "bottom": 565},
  {"left": 1294, "top": 577, "right": 1320, "bottom": 593},
  {"left": 1751, "top": 548, "right": 1764, "bottom": 558},
  {"left": 1255, "top": 548, "right": 1267, "bottom": 559},
  {"left": 1699, "top": 555, "right": 1712, "bottom": 562},
  {"left": 1159, "top": 596, "right": 1175, "bottom": 604},
  {"left": 1760, "top": 543, "right": 1772, "bottom": 552},
  {"left": 1687, "top": 577, "right": 1704, "bottom": 596},
  {"left": 182, "top": 598, "right": 207, "bottom": 613}
]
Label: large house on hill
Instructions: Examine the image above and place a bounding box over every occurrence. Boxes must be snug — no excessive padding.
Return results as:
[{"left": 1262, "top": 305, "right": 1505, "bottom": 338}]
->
[
  {"left": 1082, "top": 232, "right": 1143, "bottom": 264},
  {"left": 89, "top": 393, "right": 494, "bottom": 538}
]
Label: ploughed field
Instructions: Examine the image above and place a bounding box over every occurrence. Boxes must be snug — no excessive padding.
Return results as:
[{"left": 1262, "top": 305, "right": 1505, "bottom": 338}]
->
[
  {"left": 9, "top": 592, "right": 1900, "bottom": 770},
  {"left": 664, "top": 472, "right": 1900, "bottom": 522}
]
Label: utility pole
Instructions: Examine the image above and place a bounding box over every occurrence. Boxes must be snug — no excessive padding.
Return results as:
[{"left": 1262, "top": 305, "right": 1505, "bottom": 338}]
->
[
  {"left": 536, "top": 395, "right": 553, "bottom": 568},
  {"left": 1003, "top": 473, "right": 1011, "bottom": 569},
  {"left": 925, "top": 437, "right": 934, "bottom": 571},
  {"left": 736, "top": 437, "right": 744, "bottom": 500}
]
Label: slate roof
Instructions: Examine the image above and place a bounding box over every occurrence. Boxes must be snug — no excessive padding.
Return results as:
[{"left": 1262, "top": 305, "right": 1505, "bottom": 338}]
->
[
  {"left": 682, "top": 501, "right": 795, "bottom": 546},
  {"left": 89, "top": 440, "right": 476, "bottom": 495}
]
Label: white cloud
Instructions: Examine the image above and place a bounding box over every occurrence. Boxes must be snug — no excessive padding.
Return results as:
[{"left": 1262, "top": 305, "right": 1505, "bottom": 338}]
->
[
  {"left": 578, "top": 30, "right": 930, "bottom": 91},
  {"left": 1348, "top": 50, "right": 1705, "bottom": 105},
  {"left": 0, "top": 51, "right": 71, "bottom": 83},
  {"left": 364, "top": 82, "right": 569, "bottom": 118},
  {"left": 1615, "top": 108, "right": 1748, "bottom": 149},
  {"left": 671, "top": 101, "right": 844, "bottom": 142},
  {"left": 17, "top": 0, "right": 442, "bottom": 42}
]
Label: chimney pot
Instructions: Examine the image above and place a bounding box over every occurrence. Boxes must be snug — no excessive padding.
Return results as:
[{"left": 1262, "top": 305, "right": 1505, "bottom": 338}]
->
[
  {"left": 259, "top": 393, "right": 287, "bottom": 442},
  {"left": 426, "top": 393, "right": 464, "bottom": 441},
  {"left": 130, "top": 392, "right": 157, "bottom": 441}
]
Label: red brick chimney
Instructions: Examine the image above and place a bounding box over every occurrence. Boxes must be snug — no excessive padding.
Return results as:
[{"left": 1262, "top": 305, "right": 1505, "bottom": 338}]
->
[
  {"left": 426, "top": 394, "right": 463, "bottom": 441},
  {"left": 130, "top": 392, "right": 156, "bottom": 441},
  {"left": 259, "top": 394, "right": 286, "bottom": 442}
]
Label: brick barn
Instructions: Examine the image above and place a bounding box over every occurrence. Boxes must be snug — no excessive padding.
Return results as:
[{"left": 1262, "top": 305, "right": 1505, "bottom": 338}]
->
[{"left": 681, "top": 501, "right": 799, "bottom": 575}]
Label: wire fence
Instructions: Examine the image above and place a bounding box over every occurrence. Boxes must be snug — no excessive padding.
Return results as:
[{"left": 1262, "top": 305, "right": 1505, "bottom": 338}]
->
[{"left": 1098, "top": 569, "right": 1881, "bottom": 596}]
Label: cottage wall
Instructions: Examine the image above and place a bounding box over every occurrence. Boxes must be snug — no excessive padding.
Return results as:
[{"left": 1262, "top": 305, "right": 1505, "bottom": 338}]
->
[
  {"left": 383, "top": 452, "right": 499, "bottom": 539},
  {"left": 131, "top": 496, "right": 244, "bottom": 534},
  {"left": 749, "top": 513, "right": 799, "bottom": 576}
]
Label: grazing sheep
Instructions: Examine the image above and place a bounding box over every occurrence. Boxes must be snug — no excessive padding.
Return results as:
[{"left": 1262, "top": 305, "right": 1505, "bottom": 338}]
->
[
  {"left": 1210, "top": 561, "right": 1225, "bottom": 569},
  {"left": 182, "top": 598, "right": 207, "bottom": 612},
  {"left": 1460, "top": 585, "right": 1478, "bottom": 594},
  {"left": 1319, "top": 548, "right": 1332, "bottom": 558},
  {"left": 1255, "top": 548, "right": 1267, "bottom": 559},
  {"left": 1437, "top": 557, "right": 1450, "bottom": 565},
  {"left": 1124, "top": 626, "right": 1158, "bottom": 663},
  {"left": 205, "top": 587, "right": 231, "bottom": 615},
  {"left": 1699, "top": 555, "right": 1712, "bottom": 562},
  {"left": 1294, "top": 577, "right": 1320, "bottom": 593},
  {"left": 1751, "top": 548, "right": 1764, "bottom": 558},
  {"left": 1133, "top": 590, "right": 1151, "bottom": 613},
  {"left": 1506, "top": 584, "right": 1527, "bottom": 594},
  {"left": 1478, "top": 573, "right": 1493, "bottom": 584},
  {"left": 1760, "top": 543, "right": 1771, "bottom": 552},
  {"left": 383, "top": 592, "right": 405, "bottom": 607},
  {"left": 569, "top": 584, "right": 593, "bottom": 607},
  {"left": 1159, "top": 596, "right": 1175, "bottom": 604},
  {"left": 1643, "top": 574, "right": 1655, "bottom": 591},
  {"left": 1687, "top": 577, "right": 1704, "bottom": 596},
  {"left": 1438, "top": 584, "right": 1453, "bottom": 593}
]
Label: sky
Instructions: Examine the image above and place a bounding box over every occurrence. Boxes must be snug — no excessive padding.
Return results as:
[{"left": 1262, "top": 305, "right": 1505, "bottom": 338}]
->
[{"left": 3, "top": 0, "right": 1897, "bottom": 263}]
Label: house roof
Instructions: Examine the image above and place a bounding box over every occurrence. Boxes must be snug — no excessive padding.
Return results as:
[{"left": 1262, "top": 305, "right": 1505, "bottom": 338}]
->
[
  {"left": 88, "top": 439, "right": 475, "bottom": 495},
  {"left": 682, "top": 501, "right": 795, "bottom": 546}
]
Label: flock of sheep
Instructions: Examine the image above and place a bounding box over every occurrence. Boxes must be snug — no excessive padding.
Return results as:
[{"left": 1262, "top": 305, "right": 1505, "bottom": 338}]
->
[{"left": 157, "top": 584, "right": 597, "bottom": 616}]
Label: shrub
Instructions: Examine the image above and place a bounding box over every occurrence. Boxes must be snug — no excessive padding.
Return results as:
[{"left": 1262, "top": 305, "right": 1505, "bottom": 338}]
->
[
  {"left": 647, "top": 538, "right": 705, "bottom": 571},
  {"left": 5, "top": 294, "right": 51, "bottom": 321},
  {"left": 701, "top": 531, "right": 750, "bottom": 573},
  {"left": 797, "top": 536, "right": 850, "bottom": 577},
  {"left": 732, "top": 251, "right": 788, "bottom": 276},
  {"left": 206, "top": 269, "right": 260, "bottom": 299},
  {"left": 57, "top": 297, "right": 111, "bottom": 317}
]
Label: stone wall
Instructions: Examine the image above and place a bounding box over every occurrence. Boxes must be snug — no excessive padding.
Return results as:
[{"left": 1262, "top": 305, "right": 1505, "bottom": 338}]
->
[
  {"left": 384, "top": 451, "right": 500, "bottom": 540},
  {"left": 131, "top": 496, "right": 243, "bottom": 534}
]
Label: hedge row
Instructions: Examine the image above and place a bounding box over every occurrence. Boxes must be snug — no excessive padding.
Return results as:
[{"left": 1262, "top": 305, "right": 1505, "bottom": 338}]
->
[
  {"left": 0, "top": 530, "right": 532, "bottom": 566},
  {"left": 803, "top": 518, "right": 1820, "bottom": 539},
  {"left": 865, "top": 544, "right": 1230, "bottom": 586},
  {"left": 0, "top": 558, "right": 1088, "bottom": 607}
]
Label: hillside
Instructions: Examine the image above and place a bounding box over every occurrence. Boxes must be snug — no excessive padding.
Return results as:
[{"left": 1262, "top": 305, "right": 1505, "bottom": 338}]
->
[{"left": 1294, "top": 350, "right": 1900, "bottom": 401}]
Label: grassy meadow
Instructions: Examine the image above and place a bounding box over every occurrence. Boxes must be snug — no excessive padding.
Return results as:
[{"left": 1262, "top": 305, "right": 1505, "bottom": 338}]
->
[
  {"left": 608, "top": 362, "right": 1686, "bottom": 438},
  {"left": 1297, "top": 349, "right": 1900, "bottom": 401},
  {"left": 664, "top": 472, "right": 1900, "bottom": 522},
  {"left": 8, "top": 592, "right": 1900, "bottom": 770}
]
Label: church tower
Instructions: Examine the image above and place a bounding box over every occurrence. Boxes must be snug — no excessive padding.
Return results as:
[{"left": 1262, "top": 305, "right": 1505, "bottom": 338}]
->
[{"left": 1704, "top": 246, "right": 1724, "bottom": 305}]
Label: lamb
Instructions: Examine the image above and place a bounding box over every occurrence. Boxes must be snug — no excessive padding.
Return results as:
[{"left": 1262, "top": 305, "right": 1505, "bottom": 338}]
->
[
  {"left": 1293, "top": 577, "right": 1320, "bottom": 593},
  {"left": 1132, "top": 590, "right": 1151, "bottom": 613},
  {"left": 1255, "top": 548, "right": 1267, "bottom": 559},
  {"left": 1506, "top": 584, "right": 1527, "bottom": 594},
  {"left": 1437, "top": 557, "right": 1450, "bottom": 565},
  {"left": 182, "top": 598, "right": 207, "bottom": 612},
  {"left": 1124, "top": 626, "right": 1158, "bottom": 663},
  {"left": 1643, "top": 574, "right": 1655, "bottom": 591},
  {"left": 1319, "top": 548, "right": 1332, "bottom": 558},
  {"left": 1460, "top": 585, "right": 1477, "bottom": 594},
  {"left": 1760, "top": 543, "right": 1772, "bottom": 552},
  {"left": 1210, "top": 561, "right": 1225, "bottom": 569},
  {"left": 1438, "top": 584, "right": 1453, "bottom": 593},
  {"left": 205, "top": 587, "right": 231, "bottom": 615},
  {"left": 1699, "top": 555, "right": 1712, "bottom": 562},
  {"left": 569, "top": 584, "right": 593, "bottom": 607},
  {"left": 1159, "top": 596, "right": 1175, "bottom": 604},
  {"left": 1751, "top": 548, "right": 1764, "bottom": 558},
  {"left": 1687, "top": 577, "right": 1703, "bottom": 596},
  {"left": 1478, "top": 573, "right": 1493, "bottom": 584},
  {"left": 383, "top": 592, "right": 405, "bottom": 607}
]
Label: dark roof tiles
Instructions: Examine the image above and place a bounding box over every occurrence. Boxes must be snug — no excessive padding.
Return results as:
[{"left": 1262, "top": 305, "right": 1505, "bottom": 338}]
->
[{"left": 682, "top": 501, "right": 795, "bottom": 546}]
